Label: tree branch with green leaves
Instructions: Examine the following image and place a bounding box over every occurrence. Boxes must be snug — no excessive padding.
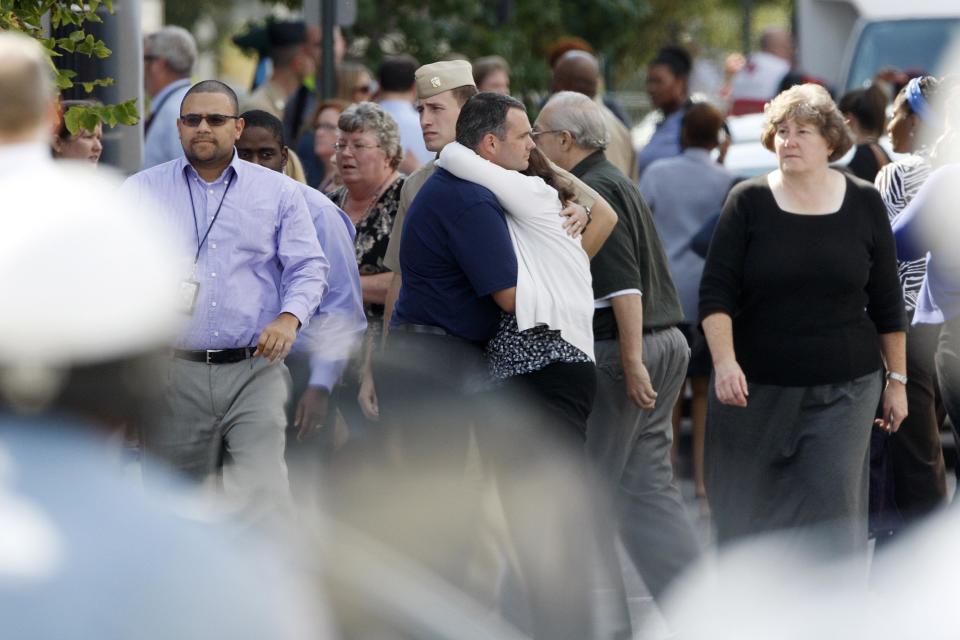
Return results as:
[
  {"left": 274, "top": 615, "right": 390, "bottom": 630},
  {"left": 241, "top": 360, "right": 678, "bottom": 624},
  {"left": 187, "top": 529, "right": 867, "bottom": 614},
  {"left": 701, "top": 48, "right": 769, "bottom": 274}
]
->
[{"left": 0, "top": 0, "right": 139, "bottom": 134}]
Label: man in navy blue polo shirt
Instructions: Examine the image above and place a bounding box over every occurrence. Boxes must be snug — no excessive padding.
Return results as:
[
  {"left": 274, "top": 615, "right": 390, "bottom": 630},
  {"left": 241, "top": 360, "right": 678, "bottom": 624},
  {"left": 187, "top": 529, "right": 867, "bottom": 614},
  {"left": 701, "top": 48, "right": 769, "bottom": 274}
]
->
[
  {"left": 368, "top": 95, "right": 524, "bottom": 619},
  {"left": 383, "top": 93, "right": 521, "bottom": 452},
  {"left": 392, "top": 145, "right": 518, "bottom": 341}
]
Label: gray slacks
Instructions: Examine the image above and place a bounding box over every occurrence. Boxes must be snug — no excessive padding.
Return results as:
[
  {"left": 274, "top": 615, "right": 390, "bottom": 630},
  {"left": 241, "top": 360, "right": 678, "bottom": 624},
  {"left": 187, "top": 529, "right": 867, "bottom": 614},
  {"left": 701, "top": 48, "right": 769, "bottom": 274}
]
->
[
  {"left": 706, "top": 370, "right": 883, "bottom": 555},
  {"left": 586, "top": 328, "right": 702, "bottom": 602},
  {"left": 144, "top": 356, "right": 293, "bottom": 512}
]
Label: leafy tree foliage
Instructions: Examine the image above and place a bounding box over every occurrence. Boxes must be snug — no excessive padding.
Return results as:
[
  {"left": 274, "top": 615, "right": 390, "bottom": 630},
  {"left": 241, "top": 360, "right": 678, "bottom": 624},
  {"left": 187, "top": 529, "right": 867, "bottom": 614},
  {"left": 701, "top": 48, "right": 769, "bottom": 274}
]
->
[{"left": 0, "top": 0, "right": 138, "bottom": 133}]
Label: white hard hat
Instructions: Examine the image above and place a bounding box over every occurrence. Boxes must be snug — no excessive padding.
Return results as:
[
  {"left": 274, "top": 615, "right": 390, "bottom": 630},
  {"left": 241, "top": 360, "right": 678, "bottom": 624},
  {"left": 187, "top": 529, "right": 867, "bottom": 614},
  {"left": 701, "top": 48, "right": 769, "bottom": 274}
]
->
[{"left": 0, "top": 159, "right": 182, "bottom": 369}]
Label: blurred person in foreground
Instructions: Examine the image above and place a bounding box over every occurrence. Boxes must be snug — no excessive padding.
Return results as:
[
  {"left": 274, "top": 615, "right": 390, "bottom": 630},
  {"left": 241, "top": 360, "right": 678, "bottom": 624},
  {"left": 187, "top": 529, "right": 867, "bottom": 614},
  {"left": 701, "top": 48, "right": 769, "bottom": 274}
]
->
[
  {"left": 637, "top": 46, "right": 693, "bottom": 179},
  {"left": 0, "top": 31, "right": 326, "bottom": 640},
  {"left": 142, "top": 26, "right": 197, "bottom": 169},
  {"left": 535, "top": 91, "right": 702, "bottom": 609},
  {"left": 472, "top": 55, "right": 511, "bottom": 95},
  {"left": 639, "top": 102, "right": 736, "bottom": 508},
  {"left": 839, "top": 84, "right": 891, "bottom": 182},
  {"left": 52, "top": 99, "right": 102, "bottom": 165},
  {"left": 121, "top": 80, "right": 328, "bottom": 521},
  {"left": 870, "top": 76, "right": 949, "bottom": 534},
  {"left": 326, "top": 102, "right": 404, "bottom": 442},
  {"left": 308, "top": 98, "right": 349, "bottom": 192},
  {"left": 236, "top": 110, "right": 366, "bottom": 502},
  {"left": 892, "top": 83, "right": 960, "bottom": 481},
  {"left": 377, "top": 54, "right": 432, "bottom": 173},
  {"left": 699, "top": 84, "right": 907, "bottom": 553},
  {"left": 551, "top": 50, "right": 637, "bottom": 180}
]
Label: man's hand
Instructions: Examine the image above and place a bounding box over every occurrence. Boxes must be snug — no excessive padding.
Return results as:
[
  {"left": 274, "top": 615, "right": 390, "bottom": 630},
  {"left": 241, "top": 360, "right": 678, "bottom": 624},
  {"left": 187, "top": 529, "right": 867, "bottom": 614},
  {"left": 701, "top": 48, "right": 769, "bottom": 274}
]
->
[
  {"left": 560, "top": 201, "right": 589, "bottom": 238},
  {"left": 358, "top": 365, "right": 379, "bottom": 421},
  {"left": 253, "top": 312, "right": 300, "bottom": 362},
  {"left": 624, "top": 359, "right": 658, "bottom": 409},
  {"left": 875, "top": 380, "right": 908, "bottom": 433},
  {"left": 294, "top": 386, "right": 330, "bottom": 441},
  {"left": 714, "top": 359, "right": 748, "bottom": 407}
]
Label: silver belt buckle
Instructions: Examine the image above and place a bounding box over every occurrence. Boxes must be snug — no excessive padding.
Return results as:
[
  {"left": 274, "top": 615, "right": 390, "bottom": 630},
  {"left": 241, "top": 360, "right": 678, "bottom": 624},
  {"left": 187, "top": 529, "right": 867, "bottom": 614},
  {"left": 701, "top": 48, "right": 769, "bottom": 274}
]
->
[{"left": 205, "top": 349, "right": 223, "bottom": 364}]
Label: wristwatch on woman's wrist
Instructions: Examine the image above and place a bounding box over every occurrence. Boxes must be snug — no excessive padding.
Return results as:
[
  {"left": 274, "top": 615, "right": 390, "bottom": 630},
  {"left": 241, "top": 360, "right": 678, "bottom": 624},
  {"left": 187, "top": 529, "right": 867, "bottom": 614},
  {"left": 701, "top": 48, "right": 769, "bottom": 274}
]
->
[
  {"left": 583, "top": 204, "right": 593, "bottom": 229},
  {"left": 886, "top": 371, "right": 908, "bottom": 385}
]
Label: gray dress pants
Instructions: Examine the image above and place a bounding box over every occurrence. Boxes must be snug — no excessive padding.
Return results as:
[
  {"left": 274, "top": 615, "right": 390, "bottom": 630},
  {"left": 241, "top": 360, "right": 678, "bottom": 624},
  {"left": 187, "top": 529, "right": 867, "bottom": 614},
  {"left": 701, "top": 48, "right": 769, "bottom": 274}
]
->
[
  {"left": 586, "top": 328, "right": 702, "bottom": 602},
  {"left": 143, "top": 356, "right": 293, "bottom": 516}
]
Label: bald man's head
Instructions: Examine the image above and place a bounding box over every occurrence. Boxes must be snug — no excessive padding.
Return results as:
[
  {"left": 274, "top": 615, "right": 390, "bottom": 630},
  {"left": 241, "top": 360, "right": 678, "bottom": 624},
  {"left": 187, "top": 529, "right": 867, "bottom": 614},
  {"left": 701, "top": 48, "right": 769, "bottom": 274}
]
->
[
  {"left": 760, "top": 28, "right": 793, "bottom": 61},
  {"left": 551, "top": 50, "right": 600, "bottom": 98},
  {"left": 0, "top": 31, "right": 57, "bottom": 140}
]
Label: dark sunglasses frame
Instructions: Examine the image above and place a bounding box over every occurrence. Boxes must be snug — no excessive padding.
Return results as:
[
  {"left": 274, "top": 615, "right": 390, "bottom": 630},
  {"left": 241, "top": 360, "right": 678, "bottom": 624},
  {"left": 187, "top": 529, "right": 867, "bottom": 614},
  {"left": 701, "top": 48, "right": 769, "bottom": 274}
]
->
[{"left": 179, "top": 113, "right": 240, "bottom": 127}]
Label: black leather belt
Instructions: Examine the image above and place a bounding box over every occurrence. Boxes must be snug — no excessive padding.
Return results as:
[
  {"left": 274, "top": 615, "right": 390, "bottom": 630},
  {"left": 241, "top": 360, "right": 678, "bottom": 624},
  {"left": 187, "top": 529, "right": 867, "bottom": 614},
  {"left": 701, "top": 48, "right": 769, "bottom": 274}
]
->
[
  {"left": 173, "top": 347, "right": 255, "bottom": 364},
  {"left": 392, "top": 323, "right": 451, "bottom": 337}
]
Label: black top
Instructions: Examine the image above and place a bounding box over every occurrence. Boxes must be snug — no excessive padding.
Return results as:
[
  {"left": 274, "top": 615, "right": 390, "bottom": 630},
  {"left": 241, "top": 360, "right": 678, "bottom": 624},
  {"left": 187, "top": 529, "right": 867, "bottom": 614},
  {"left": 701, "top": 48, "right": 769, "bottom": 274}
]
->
[
  {"left": 845, "top": 142, "right": 890, "bottom": 183},
  {"left": 698, "top": 173, "right": 906, "bottom": 386},
  {"left": 571, "top": 151, "right": 683, "bottom": 337}
]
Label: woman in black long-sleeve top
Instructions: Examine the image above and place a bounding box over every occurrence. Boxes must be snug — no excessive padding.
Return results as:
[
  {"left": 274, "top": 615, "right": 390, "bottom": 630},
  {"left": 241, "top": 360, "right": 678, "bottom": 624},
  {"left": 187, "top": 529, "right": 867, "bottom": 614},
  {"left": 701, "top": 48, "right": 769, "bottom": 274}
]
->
[{"left": 699, "top": 84, "right": 908, "bottom": 553}]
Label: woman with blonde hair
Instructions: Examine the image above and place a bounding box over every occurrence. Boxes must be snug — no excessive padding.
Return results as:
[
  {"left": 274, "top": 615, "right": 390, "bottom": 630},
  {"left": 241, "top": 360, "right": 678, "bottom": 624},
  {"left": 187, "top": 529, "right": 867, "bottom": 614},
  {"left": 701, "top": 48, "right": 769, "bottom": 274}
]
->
[{"left": 699, "top": 83, "right": 907, "bottom": 551}]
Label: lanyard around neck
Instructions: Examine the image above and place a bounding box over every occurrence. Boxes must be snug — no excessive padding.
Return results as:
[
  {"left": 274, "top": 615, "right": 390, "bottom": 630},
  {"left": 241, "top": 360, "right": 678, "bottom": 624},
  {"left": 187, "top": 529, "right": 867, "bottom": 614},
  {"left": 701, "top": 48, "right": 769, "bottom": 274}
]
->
[{"left": 185, "top": 170, "right": 234, "bottom": 264}]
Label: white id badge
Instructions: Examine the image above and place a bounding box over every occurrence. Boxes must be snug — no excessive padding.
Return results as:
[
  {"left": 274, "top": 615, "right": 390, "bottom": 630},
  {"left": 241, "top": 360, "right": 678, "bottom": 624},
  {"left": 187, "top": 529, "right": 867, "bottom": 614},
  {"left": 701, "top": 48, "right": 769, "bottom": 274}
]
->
[{"left": 177, "top": 279, "right": 200, "bottom": 315}]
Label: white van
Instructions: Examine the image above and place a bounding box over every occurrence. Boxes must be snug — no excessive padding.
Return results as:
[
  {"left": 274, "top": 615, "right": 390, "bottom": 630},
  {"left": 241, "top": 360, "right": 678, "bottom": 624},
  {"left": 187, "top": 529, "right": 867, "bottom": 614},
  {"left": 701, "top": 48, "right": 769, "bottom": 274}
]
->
[
  {"left": 798, "top": 0, "right": 960, "bottom": 94},
  {"left": 723, "top": 0, "right": 959, "bottom": 177}
]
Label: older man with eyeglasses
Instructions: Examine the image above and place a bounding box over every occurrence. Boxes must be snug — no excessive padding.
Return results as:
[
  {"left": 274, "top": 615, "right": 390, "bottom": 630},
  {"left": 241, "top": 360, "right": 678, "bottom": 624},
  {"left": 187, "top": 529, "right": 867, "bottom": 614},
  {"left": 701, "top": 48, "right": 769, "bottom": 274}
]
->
[{"left": 122, "top": 80, "right": 328, "bottom": 522}]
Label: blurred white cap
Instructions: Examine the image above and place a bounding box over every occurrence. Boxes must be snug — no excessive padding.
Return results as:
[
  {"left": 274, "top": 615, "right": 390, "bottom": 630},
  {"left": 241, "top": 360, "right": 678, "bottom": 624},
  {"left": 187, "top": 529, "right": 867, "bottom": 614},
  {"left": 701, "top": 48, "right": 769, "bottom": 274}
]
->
[{"left": 0, "top": 161, "right": 182, "bottom": 369}]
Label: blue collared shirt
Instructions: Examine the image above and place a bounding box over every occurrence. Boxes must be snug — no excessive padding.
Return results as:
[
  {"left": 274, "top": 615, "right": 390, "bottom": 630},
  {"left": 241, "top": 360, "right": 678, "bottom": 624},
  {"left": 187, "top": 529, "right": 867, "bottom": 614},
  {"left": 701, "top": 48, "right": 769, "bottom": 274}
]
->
[
  {"left": 122, "top": 152, "right": 328, "bottom": 350},
  {"left": 637, "top": 109, "right": 684, "bottom": 179},
  {"left": 143, "top": 78, "right": 191, "bottom": 169},
  {"left": 292, "top": 181, "right": 367, "bottom": 389},
  {"left": 639, "top": 147, "right": 734, "bottom": 322}
]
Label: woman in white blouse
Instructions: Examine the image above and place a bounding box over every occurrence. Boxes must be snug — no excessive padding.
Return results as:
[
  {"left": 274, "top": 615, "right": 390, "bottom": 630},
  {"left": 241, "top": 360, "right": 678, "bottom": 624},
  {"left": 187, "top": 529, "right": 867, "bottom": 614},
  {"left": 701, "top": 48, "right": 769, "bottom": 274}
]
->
[{"left": 437, "top": 140, "right": 605, "bottom": 438}]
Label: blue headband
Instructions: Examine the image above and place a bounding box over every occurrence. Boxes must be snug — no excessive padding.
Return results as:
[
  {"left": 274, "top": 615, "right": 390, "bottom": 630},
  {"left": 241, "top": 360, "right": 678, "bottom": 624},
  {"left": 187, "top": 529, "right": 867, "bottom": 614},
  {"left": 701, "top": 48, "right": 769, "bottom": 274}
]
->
[{"left": 905, "top": 77, "right": 932, "bottom": 123}]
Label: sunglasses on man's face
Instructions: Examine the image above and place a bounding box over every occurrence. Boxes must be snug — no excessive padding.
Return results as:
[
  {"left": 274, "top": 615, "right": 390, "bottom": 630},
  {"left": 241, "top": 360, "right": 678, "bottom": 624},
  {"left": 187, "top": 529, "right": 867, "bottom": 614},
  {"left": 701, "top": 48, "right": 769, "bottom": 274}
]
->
[{"left": 179, "top": 113, "right": 240, "bottom": 128}]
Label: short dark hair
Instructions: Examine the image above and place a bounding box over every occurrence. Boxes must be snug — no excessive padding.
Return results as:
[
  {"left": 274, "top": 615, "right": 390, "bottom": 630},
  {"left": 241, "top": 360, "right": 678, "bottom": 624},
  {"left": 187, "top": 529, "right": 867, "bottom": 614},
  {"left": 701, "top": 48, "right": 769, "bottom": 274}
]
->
[
  {"left": 650, "top": 46, "right": 692, "bottom": 79},
  {"left": 455, "top": 91, "right": 525, "bottom": 151},
  {"left": 681, "top": 102, "right": 725, "bottom": 149},
  {"left": 239, "top": 109, "right": 284, "bottom": 146},
  {"left": 181, "top": 80, "right": 239, "bottom": 116},
  {"left": 838, "top": 84, "right": 887, "bottom": 136},
  {"left": 378, "top": 54, "right": 418, "bottom": 92}
]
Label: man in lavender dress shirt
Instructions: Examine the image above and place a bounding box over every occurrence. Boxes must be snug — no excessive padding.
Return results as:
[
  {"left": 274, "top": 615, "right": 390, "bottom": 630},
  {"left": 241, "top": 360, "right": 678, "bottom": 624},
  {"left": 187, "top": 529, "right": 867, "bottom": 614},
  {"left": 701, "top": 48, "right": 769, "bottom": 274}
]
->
[{"left": 123, "top": 81, "right": 328, "bottom": 510}]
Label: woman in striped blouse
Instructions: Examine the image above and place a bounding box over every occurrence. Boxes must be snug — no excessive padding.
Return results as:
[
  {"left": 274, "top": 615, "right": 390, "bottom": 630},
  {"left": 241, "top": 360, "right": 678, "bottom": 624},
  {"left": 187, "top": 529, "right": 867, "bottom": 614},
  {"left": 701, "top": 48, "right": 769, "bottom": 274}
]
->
[{"left": 872, "top": 75, "right": 948, "bottom": 535}]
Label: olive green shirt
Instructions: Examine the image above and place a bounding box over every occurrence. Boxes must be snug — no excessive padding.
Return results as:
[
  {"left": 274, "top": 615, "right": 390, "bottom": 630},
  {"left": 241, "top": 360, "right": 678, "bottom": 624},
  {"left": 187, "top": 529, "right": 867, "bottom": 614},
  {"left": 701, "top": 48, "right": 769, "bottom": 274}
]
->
[{"left": 571, "top": 150, "right": 683, "bottom": 335}]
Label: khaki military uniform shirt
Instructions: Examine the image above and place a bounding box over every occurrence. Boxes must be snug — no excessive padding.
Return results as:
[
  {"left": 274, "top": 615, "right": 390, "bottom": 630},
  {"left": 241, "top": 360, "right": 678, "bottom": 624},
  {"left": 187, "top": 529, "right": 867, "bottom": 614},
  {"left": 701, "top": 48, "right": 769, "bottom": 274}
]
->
[
  {"left": 599, "top": 103, "right": 638, "bottom": 182},
  {"left": 240, "top": 82, "right": 289, "bottom": 120}
]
